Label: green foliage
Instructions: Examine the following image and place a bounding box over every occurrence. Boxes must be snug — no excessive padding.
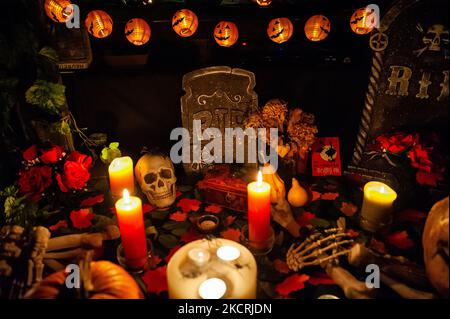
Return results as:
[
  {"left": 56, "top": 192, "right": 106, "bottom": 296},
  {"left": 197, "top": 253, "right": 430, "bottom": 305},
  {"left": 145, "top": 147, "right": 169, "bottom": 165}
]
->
[
  {"left": 101, "top": 142, "right": 122, "bottom": 164},
  {"left": 0, "top": 185, "right": 39, "bottom": 227},
  {"left": 25, "top": 80, "right": 66, "bottom": 115},
  {"left": 38, "top": 47, "right": 59, "bottom": 63}
]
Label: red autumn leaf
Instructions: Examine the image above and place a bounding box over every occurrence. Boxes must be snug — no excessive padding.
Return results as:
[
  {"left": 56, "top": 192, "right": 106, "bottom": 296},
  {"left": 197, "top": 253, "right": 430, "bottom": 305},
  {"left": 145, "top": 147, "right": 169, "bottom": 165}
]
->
[
  {"left": 180, "top": 227, "right": 202, "bottom": 243},
  {"left": 23, "top": 145, "right": 37, "bottom": 161},
  {"left": 143, "top": 203, "right": 156, "bottom": 214},
  {"left": 340, "top": 202, "right": 358, "bottom": 217},
  {"left": 170, "top": 211, "right": 188, "bottom": 222},
  {"left": 70, "top": 208, "right": 95, "bottom": 229},
  {"left": 275, "top": 274, "right": 310, "bottom": 297},
  {"left": 80, "top": 194, "right": 104, "bottom": 207},
  {"left": 396, "top": 209, "right": 427, "bottom": 223},
  {"left": 308, "top": 272, "right": 335, "bottom": 286},
  {"left": 311, "top": 191, "right": 321, "bottom": 202},
  {"left": 49, "top": 220, "right": 68, "bottom": 232},
  {"left": 273, "top": 259, "right": 290, "bottom": 274},
  {"left": 296, "top": 212, "right": 316, "bottom": 228},
  {"left": 220, "top": 228, "right": 241, "bottom": 242},
  {"left": 385, "top": 231, "right": 414, "bottom": 250},
  {"left": 321, "top": 192, "right": 339, "bottom": 201},
  {"left": 142, "top": 266, "right": 168, "bottom": 295},
  {"left": 176, "top": 191, "right": 183, "bottom": 198},
  {"left": 224, "top": 215, "right": 236, "bottom": 227},
  {"left": 164, "top": 245, "right": 182, "bottom": 263},
  {"left": 205, "top": 205, "right": 222, "bottom": 214},
  {"left": 347, "top": 229, "right": 360, "bottom": 238},
  {"left": 416, "top": 171, "right": 438, "bottom": 187},
  {"left": 148, "top": 254, "right": 163, "bottom": 268},
  {"left": 370, "top": 238, "right": 388, "bottom": 254},
  {"left": 177, "top": 198, "right": 201, "bottom": 214}
]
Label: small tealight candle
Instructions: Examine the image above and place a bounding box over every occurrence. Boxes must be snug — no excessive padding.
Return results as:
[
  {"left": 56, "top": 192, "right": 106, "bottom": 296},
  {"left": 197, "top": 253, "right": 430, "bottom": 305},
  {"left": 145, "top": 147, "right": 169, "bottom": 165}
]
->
[
  {"left": 198, "top": 278, "right": 227, "bottom": 299},
  {"left": 109, "top": 156, "right": 135, "bottom": 197},
  {"left": 188, "top": 248, "right": 211, "bottom": 267},
  {"left": 217, "top": 246, "right": 241, "bottom": 262}
]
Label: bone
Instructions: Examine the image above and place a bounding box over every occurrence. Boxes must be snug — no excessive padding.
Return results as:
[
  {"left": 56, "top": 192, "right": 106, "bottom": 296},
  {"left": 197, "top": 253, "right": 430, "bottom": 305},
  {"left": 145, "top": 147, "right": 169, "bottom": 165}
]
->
[
  {"left": 326, "top": 264, "right": 376, "bottom": 299},
  {"left": 45, "top": 248, "right": 86, "bottom": 260},
  {"left": 380, "top": 273, "right": 436, "bottom": 299},
  {"left": 47, "top": 225, "right": 120, "bottom": 252},
  {"left": 43, "top": 259, "right": 65, "bottom": 272}
]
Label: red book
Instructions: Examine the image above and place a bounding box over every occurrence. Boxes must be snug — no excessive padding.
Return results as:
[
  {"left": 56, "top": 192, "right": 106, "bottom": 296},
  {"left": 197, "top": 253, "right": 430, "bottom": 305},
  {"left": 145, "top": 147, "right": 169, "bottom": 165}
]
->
[{"left": 311, "top": 137, "right": 342, "bottom": 177}]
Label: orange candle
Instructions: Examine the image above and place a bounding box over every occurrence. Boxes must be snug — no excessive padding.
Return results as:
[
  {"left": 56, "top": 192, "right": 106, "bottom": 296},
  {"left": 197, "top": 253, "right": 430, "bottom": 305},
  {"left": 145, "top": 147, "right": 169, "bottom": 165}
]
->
[
  {"left": 109, "top": 156, "right": 134, "bottom": 196},
  {"left": 247, "top": 171, "right": 271, "bottom": 249},
  {"left": 115, "top": 189, "right": 148, "bottom": 269}
]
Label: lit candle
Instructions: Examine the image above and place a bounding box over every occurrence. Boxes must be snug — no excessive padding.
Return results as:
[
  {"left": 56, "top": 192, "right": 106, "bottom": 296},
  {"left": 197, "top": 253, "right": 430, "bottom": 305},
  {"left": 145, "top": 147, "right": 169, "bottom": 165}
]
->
[
  {"left": 198, "top": 278, "right": 227, "bottom": 299},
  {"left": 217, "top": 246, "right": 241, "bottom": 262},
  {"left": 247, "top": 171, "right": 271, "bottom": 249},
  {"left": 108, "top": 156, "right": 135, "bottom": 197},
  {"left": 188, "top": 248, "right": 211, "bottom": 267},
  {"left": 115, "top": 189, "right": 148, "bottom": 269},
  {"left": 360, "top": 181, "right": 397, "bottom": 232}
]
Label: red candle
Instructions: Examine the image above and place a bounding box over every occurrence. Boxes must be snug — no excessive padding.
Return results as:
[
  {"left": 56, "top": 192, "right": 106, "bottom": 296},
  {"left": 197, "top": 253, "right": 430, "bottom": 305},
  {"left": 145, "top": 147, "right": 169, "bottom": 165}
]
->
[
  {"left": 115, "top": 189, "right": 148, "bottom": 269},
  {"left": 247, "top": 171, "right": 271, "bottom": 249}
]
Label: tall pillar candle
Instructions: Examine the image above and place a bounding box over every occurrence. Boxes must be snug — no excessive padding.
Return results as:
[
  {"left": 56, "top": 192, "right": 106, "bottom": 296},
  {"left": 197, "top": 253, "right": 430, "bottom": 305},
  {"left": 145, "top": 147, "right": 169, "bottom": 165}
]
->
[
  {"left": 247, "top": 171, "right": 271, "bottom": 249},
  {"left": 109, "top": 156, "right": 135, "bottom": 196},
  {"left": 115, "top": 189, "right": 148, "bottom": 269}
]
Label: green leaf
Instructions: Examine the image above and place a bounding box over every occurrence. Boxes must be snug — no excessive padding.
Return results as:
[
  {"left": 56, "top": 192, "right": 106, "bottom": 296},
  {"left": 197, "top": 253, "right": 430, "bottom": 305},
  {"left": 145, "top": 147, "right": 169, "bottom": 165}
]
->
[
  {"left": 151, "top": 210, "right": 169, "bottom": 220},
  {"left": 38, "top": 47, "right": 59, "bottom": 63},
  {"left": 146, "top": 226, "right": 159, "bottom": 238},
  {"left": 310, "top": 218, "right": 331, "bottom": 228},
  {"left": 163, "top": 221, "right": 189, "bottom": 231},
  {"left": 25, "top": 80, "right": 66, "bottom": 115},
  {"left": 158, "top": 234, "right": 178, "bottom": 249},
  {"left": 172, "top": 227, "right": 188, "bottom": 237},
  {"left": 109, "top": 142, "right": 119, "bottom": 149}
]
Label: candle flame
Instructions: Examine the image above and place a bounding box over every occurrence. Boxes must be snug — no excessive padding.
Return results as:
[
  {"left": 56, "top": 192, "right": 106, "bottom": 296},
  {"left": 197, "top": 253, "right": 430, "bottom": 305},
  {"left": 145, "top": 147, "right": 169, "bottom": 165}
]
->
[
  {"left": 257, "top": 170, "right": 263, "bottom": 186},
  {"left": 123, "top": 188, "right": 131, "bottom": 203}
]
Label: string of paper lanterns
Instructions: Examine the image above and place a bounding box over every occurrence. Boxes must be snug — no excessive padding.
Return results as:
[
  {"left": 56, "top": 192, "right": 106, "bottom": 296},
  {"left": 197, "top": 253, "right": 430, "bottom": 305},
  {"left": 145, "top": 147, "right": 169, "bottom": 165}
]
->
[{"left": 44, "top": 1, "right": 379, "bottom": 47}]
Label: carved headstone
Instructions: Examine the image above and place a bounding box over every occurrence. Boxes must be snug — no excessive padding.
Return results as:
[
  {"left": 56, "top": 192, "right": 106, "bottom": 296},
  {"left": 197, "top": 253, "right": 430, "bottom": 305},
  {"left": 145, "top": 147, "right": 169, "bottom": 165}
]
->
[
  {"left": 348, "top": 0, "right": 449, "bottom": 191},
  {"left": 181, "top": 66, "right": 258, "bottom": 174}
]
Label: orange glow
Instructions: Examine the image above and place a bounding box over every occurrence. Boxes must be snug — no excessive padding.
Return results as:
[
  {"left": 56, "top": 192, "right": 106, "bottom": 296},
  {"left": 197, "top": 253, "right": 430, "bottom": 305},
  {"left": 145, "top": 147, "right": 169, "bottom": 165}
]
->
[
  {"left": 125, "top": 18, "right": 151, "bottom": 46},
  {"left": 85, "top": 10, "right": 113, "bottom": 39},
  {"left": 304, "top": 15, "right": 331, "bottom": 42}
]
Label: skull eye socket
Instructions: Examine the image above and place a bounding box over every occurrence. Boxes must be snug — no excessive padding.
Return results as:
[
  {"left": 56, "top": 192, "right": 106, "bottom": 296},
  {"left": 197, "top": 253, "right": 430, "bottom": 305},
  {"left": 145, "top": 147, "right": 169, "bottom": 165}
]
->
[
  {"left": 144, "top": 173, "right": 157, "bottom": 184},
  {"left": 160, "top": 168, "right": 173, "bottom": 179}
]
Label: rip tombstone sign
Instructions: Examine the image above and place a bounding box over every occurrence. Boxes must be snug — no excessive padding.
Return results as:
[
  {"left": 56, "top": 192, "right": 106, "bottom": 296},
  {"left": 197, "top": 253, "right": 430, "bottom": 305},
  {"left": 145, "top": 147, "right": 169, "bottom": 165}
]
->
[
  {"left": 180, "top": 66, "right": 258, "bottom": 174},
  {"left": 349, "top": 0, "right": 449, "bottom": 187}
]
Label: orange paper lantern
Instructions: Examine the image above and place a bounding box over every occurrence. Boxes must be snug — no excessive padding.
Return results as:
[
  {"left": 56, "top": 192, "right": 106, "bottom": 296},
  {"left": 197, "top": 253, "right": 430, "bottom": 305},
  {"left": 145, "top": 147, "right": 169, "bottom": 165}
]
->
[
  {"left": 214, "top": 21, "right": 239, "bottom": 47},
  {"left": 304, "top": 15, "right": 331, "bottom": 42},
  {"left": 267, "top": 18, "right": 294, "bottom": 44},
  {"left": 256, "top": 0, "right": 272, "bottom": 6},
  {"left": 350, "top": 7, "right": 378, "bottom": 35},
  {"left": 172, "top": 9, "right": 198, "bottom": 38},
  {"left": 44, "top": 0, "right": 73, "bottom": 23},
  {"left": 85, "top": 10, "right": 113, "bottom": 39},
  {"left": 125, "top": 18, "right": 151, "bottom": 46}
]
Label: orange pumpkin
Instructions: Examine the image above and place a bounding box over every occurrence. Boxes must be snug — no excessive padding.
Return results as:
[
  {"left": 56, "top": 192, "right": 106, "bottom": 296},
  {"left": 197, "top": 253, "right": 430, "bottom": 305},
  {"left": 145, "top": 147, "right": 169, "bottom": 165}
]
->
[
  {"left": 125, "top": 18, "right": 151, "bottom": 46},
  {"left": 267, "top": 18, "right": 294, "bottom": 44},
  {"left": 26, "top": 260, "right": 144, "bottom": 299},
  {"left": 44, "top": 0, "right": 73, "bottom": 23},
  {"left": 85, "top": 10, "right": 113, "bottom": 39},
  {"left": 214, "top": 21, "right": 239, "bottom": 47},
  {"left": 172, "top": 9, "right": 198, "bottom": 37},
  {"left": 304, "top": 15, "right": 331, "bottom": 42},
  {"left": 256, "top": 0, "right": 272, "bottom": 6},
  {"left": 350, "top": 7, "right": 378, "bottom": 35}
]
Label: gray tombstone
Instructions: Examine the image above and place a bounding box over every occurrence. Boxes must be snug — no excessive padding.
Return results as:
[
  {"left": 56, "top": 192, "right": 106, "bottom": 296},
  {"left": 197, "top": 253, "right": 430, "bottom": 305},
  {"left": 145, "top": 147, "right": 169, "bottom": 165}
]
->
[
  {"left": 347, "top": 0, "right": 449, "bottom": 194},
  {"left": 181, "top": 66, "right": 258, "bottom": 174}
]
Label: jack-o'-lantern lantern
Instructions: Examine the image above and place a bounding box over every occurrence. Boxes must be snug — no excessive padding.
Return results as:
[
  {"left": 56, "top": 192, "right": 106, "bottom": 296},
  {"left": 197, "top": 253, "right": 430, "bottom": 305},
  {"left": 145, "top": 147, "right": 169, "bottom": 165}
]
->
[
  {"left": 350, "top": 7, "right": 378, "bottom": 35},
  {"left": 304, "top": 15, "right": 331, "bottom": 42},
  {"left": 214, "top": 21, "right": 239, "bottom": 47},
  {"left": 256, "top": 0, "right": 272, "bottom": 6},
  {"left": 85, "top": 10, "right": 113, "bottom": 39},
  {"left": 267, "top": 18, "right": 294, "bottom": 44},
  {"left": 125, "top": 18, "right": 151, "bottom": 46},
  {"left": 44, "top": 0, "right": 73, "bottom": 23},
  {"left": 172, "top": 9, "right": 198, "bottom": 38}
]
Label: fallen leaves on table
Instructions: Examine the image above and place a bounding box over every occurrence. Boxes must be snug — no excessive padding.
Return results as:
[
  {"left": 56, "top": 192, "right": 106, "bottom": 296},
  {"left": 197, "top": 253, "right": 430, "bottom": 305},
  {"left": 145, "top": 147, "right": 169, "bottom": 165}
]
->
[
  {"left": 385, "top": 231, "right": 414, "bottom": 249},
  {"left": 273, "top": 259, "right": 290, "bottom": 274},
  {"left": 347, "top": 229, "right": 360, "bottom": 238},
  {"left": 143, "top": 203, "right": 156, "bottom": 214},
  {"left": 224, "top": 215, "right": 236, "bottom": 227},
  {"left": 205, "top": 205, "right": 222, "bottom": 214},
  {"left": 80, "top": 194, "right": 104, "bottom": 207},
  {"left": 321, "top": 192, "right": 340, "bottom": 201},
  {"left": 220, "top": 228, "right": 241, "bottom": 242},
  {"left": 142, "top": 266, "right": 168, "bottom": 295},
  {"left": 308, "top": 272, "right": 335, "bottom": 286},
  {"left": 180, "top": 227, "right": 202, "bottom": 243},
  {"left": 70, "top": 208, "right": 95, "bottom": 229},
  {"left": 275, "top": 273, "right": 310, "bottom": 297},
  {"left": 311, "top": 191, "right": 321, "bottom": 202},
  {"left": 370, "top": 238, "right": 388, "bottom": 254},
  {"left": 396, "top": 209, "right": 427, "bottom": 223},
  {"left": 296, "top": 211, "right": 316, "bottom": 228},
  {"left": 177, "top": 198, "right": 201, "bottom": 214},
  {"left": 170, "top": 211, "right": 188, "bottom": 222},
  {"left": 148, "top": 254, "right": 162, "bottom": 268},
  {"left": 164, "top": 245, "right": 182, "bottom": 263},
  {"left": 340, "top": 202, "right": 358, "bottom": 217},
  {"left": 49, "top": 220, "right": 68, "bottom": 232}
]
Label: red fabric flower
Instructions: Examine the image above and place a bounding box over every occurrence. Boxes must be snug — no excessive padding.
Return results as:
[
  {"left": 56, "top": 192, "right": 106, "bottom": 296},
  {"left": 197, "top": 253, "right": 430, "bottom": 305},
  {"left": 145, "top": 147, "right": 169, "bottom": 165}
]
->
[
  {"left": 56, "top": 152, "right": 92, "bottom": 192},
  {"left": 22, "top": 145, "right": 38, "bottom": 161},
  {"left": 408, "top": 144, "right": 433, "bottom": 173},
  {"left": 376, "top": 133, "right": 414, "bottom": 154},
  {"left": 18, "top": 166, "right": 53, "bottom": 202},
  {"left": 40, "top": 145, "right": 64, "bottom": 164}
]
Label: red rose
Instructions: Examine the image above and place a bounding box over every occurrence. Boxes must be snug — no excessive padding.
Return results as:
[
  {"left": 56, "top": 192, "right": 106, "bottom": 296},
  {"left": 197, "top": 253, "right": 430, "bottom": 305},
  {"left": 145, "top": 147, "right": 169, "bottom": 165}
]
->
[
  {"left": 18, "top": 166, "right": 53, "bottom": 202},
  {"left": 40, "top": 145, "right": 64, "bottom": 164},
  {"left": 56, "top": 161, "right": 90, "bottom": 192},
  {"left": 67, "top": 151, "right": 92, "bottom": 169},
  {"left": 22, "top": 145, "right": 38, "bottom": 161}
]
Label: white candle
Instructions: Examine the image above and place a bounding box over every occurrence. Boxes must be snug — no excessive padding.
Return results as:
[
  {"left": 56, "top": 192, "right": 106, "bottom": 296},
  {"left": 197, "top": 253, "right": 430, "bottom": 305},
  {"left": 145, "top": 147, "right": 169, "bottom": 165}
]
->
[
  {"left": 217, "top": 246, "right": 241, "bottom": 262},
  {"left": 188, "top": 248, "right": 210, "bottom": 267},
  {"left": 198, "top": 278, "right": 227, "bottom": 299}
]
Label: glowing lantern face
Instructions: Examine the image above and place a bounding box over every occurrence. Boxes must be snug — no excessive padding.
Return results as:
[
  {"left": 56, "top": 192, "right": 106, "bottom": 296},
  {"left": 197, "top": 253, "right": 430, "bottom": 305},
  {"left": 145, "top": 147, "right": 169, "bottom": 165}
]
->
[
  {"left": 85, "top": 10, "right": 113, "bottom": 39},
  {"left": 125, "top": 18, "right": 151, "bottom": 46},
  {"left": 214, "top": 21, "right": 239, "bottom": 47},
  {"left": 172, "top": 9, "right": 198, "bottom": 37},
  {"left": 44, "top": 0, "right": 73, "bottom": 23},
  {"left": 267, "top": 18, "right": 294, "bottom": 44},
  {"left": 304, "top": 15, "right": 331, "bottom": 42},
  {"left": 256, "top": 0, "right": 272, "bottom": 6},
  {"left": 350, "top": 7, "right": 378, "bottom": 35}
]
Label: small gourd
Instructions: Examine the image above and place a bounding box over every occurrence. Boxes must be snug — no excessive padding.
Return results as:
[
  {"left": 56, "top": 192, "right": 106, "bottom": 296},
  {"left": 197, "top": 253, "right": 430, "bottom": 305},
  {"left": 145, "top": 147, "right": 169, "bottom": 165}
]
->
[{"left": 287, "top": 178, "right": 309, "bottom": 207}]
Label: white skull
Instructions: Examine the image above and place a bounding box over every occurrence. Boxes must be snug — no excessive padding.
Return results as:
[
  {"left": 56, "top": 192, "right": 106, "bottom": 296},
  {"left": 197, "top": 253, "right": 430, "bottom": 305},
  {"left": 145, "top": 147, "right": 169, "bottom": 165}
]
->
[
  {"left": 423, "top": 24, "right": 449, "bottom": 52},
  {"left": 135, "top": 153, "right": 177, "bottom": 209}
]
